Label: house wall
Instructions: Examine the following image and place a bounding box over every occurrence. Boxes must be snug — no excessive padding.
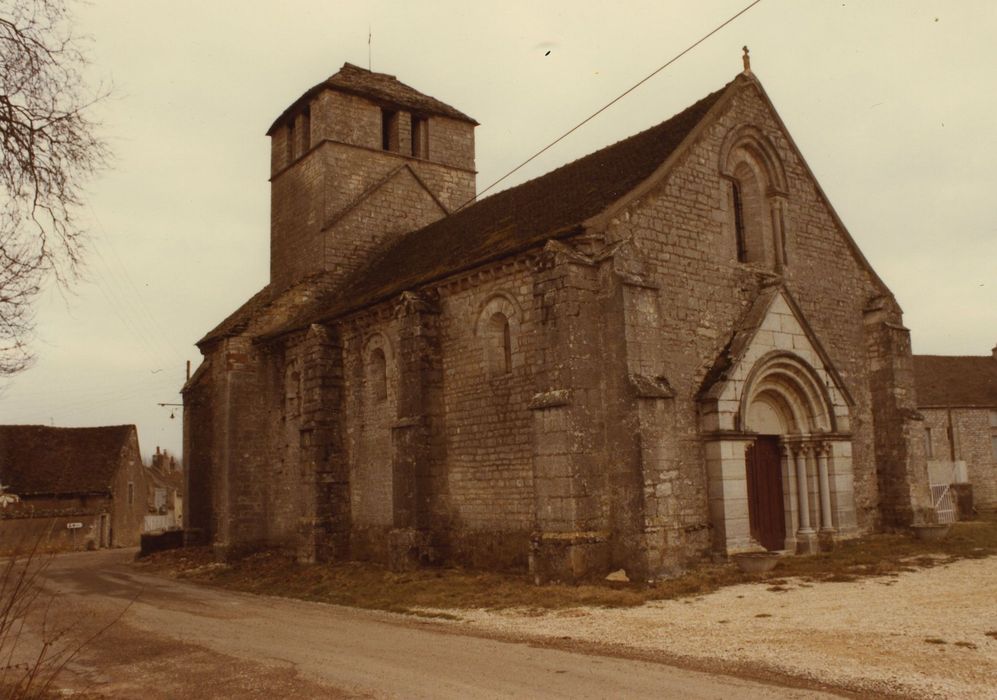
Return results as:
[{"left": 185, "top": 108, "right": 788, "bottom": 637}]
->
[
  {"left": 0, "top": 507, "right": 107, "bottom": 554},
  {"left": 109, "top": 428, "right": 149, "bottom": 547},
  {"left": 921, "top": 407, "right": 997, "bottom": 508}
]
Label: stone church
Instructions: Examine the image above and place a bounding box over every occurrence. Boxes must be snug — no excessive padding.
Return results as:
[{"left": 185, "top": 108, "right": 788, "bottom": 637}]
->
[{"left": 183, "top": 57, "right": 933, "bottom": 580}]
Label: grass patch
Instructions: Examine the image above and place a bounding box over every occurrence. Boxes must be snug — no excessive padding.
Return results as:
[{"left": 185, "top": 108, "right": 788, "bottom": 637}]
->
[
  {"left": 135, "top": 514, "right": 997, "bottom": 614},
  {"left": 924, "top": 638, "right": 947, "bottom": 645}
]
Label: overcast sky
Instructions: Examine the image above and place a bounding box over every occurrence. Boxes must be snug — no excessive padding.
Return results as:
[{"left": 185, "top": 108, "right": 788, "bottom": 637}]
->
[{"left": 0, "top": 1, "right": 994, "bottom": 458}]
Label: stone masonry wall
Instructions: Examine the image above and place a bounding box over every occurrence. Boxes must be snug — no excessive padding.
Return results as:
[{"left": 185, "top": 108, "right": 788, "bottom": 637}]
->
[
  {"left": 270, "top": 141, "right": 475, "bottom": 289},
  {"left": 341, "top": 313, "right": 399, "bottom": 562},
  {"left": 183, "top": 365, "right": 214, "bottom": 538},
  {"left": 334, "top": 262, "right": 537, "bottom": 568},
  {"left": 435, "top": 263, "right": 537, "bottom": 567},
  {"left": 322, "top": 167, "right": 448, "bottom": 290}
]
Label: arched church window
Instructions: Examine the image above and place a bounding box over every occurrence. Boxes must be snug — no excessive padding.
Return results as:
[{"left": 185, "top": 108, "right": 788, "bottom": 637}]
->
[
  {"left": 720, "top": 126, "right": 790, "bottom": 270},
  {"left": 732, "top": 181, "right": 746, "bottom": 262},
  {"left": 731, "top": 161, "right": 766, "bottom": 264},
  {"left": 368, "top": 348, "right": 387, "bottom": 401},
  {"left": 486, "top": 312, "right": 512, "bottom": 376}
]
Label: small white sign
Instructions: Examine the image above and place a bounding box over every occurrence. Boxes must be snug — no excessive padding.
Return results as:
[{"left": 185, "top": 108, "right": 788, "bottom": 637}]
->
[{"left": 66, "top": 522, "right": 83, "bottom": 530}]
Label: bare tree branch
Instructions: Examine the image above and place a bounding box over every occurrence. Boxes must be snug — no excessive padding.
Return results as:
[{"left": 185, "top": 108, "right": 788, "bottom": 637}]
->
[{"left": 0, "top": 0, "right": 109, "bottom": 375}]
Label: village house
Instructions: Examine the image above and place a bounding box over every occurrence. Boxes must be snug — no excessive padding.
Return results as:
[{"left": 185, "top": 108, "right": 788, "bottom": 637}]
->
[
  {"left": 184, "top": 55, "right": 934, "bottom": 581},
  {"left": 913, "top": 347, "right": 997, "bottom": 516},
  {"left": 0, "top": 425, "right": 149, "bottom": 552},
  {"left": 145, "top": 446, "right": 184, "bottom": 533}
]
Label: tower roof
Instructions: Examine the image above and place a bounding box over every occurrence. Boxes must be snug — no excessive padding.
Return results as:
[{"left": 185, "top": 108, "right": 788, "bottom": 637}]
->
[{"left": 266, "top": 62, "right": 477, "bottom": 135}]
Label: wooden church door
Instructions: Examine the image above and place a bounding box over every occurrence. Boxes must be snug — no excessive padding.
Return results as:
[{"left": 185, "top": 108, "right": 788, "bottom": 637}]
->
[{"left": 745, "top": 436, "right": 786, "bottom": 551}]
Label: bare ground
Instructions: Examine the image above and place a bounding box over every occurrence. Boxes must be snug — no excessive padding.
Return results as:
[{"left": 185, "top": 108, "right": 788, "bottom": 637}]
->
[
  {"left": 129, "top": 516, "right": 997, "bottom": 698},
  {"left": 436, "top": 556, "right": 997, "bottom": 700},
  {"left": 13, "top": 550, "right": 841, "bottom": 699}
]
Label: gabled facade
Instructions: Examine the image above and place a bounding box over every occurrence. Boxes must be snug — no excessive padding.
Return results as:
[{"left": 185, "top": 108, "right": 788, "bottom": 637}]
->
[
  {"left": 0, "top": 425, "right": 149, "bottom": 552},
  {"left": 184, "top": 61, "right": 933, "bottom": 580}
]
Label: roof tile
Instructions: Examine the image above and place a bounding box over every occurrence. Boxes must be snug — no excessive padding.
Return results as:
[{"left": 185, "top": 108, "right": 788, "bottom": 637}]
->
[
  {"left": 267, "top": 62, "right": 476, "bottom": 134},
  {"left": 0, "top": 425, "right": 138, "bottom": 496},
  {"left": 913, "top": 355, "right": 997, "bottom": 407}
]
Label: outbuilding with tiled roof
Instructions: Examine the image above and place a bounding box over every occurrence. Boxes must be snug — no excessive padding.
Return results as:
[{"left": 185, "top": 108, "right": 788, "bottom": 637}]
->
[
  {"left": 0, "top": 424, "right": 150, "bottom": 551},
  {"left": 913, "top": 348, "right": 997, "bottom": 510}
]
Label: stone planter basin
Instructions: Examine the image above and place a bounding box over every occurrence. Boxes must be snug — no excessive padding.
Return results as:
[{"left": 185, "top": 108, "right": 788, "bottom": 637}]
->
[
  {"left": 732, "top": 551, "right": 780, "bottom": 574},
  {"left": 911, "top": 524, "right": 951, "bottom": 542}
]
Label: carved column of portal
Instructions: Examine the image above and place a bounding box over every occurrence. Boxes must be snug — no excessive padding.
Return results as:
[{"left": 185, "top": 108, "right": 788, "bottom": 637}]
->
[
  {"left": 816, "top": 443, "right": 835, "bottom": 534},
  {"left": 794, "top": 443, "right": 818, "bottom": 554}
]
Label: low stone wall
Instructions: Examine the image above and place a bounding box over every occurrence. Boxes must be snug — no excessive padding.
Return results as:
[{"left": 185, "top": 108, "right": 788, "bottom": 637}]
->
[{"left": 0, "top": 514, "right": 103, "bottom": 554}]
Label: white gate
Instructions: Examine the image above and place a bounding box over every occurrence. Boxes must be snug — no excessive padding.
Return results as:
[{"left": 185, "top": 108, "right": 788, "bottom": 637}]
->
[{"left": 930, "top": 484, "right": 956, "bottom": 524}]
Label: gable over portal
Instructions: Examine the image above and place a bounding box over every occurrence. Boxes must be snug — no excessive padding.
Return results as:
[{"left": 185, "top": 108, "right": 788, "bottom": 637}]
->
[{"left": 699, "top": 286, "right": 853, "bottom": 435}]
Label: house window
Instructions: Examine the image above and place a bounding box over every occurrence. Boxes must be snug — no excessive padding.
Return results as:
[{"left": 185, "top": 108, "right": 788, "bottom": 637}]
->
[
  {"left": 127, "top": 482, "right": 134, "bottom": 505},
  {"left": 368, "top": 348, "right": 387, "bottom": 401},
  {"left": 411, "top": 116, "right": 428, "bottom": 158},
  {"left": 381, "top": 108, "right": 399, "bottom": 152},
  {"left": 924, "top": 427, "right": 934, "bottom": 459},
  {"left": 990, "top": 409, "right": 997, "bottom": 428},
  {"left": 486, "top": 312, "right": 512, "bottom": 376}
]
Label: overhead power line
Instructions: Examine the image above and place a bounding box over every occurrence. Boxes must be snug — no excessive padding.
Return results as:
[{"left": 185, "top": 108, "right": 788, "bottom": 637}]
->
[{"left": 454, "top": 0, "right": 764, "bottom": 214}]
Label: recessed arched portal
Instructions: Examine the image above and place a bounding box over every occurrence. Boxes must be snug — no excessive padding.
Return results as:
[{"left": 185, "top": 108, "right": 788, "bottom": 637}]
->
[
  {"left": 703, "top": 349, "right": 857, "bottom": 557},
  {"left": 739, "top": 352, "right": 842, "bottom": 553}
]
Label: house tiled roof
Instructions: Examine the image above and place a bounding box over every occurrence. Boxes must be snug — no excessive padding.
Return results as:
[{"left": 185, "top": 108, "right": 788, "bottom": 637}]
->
[
  {"left": 0, "top": 425, "right": 136, "bottom": 496},
  {"left": 913, "top": 355, "right": 997, "bottom": 407},
  {"left": 267, "top": 62, "right": 477, "bottom": 135},
  {"left": 266, "top": 80, "right": 732, "bottom": 337}
]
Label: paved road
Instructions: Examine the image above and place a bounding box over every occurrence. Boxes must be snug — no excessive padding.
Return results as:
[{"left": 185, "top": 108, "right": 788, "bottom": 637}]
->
[{"left": 28, "top": 549, "right": 842, "bottom": 699}]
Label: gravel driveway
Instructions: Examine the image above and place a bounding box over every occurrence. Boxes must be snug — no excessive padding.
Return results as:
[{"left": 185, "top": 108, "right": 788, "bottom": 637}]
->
[{"left": 439, "top": 556, "right": 997, "bottom": 699}]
